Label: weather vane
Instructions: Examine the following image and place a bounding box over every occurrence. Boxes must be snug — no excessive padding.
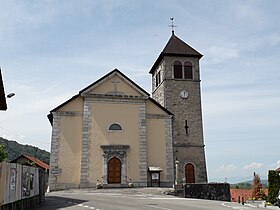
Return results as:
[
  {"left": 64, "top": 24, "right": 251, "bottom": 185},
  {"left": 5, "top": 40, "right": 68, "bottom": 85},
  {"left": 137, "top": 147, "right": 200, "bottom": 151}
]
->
[{"left": 168, "top": 17, "right": 177, "bottom": 34}]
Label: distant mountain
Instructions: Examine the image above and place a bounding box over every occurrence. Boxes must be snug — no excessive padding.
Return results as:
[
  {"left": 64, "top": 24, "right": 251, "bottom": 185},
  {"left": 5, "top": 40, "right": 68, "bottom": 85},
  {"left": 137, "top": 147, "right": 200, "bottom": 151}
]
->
[
  {"left": 209, "top": 176, "right": 268, "bottom": 186},
  {"left": 209, "top": 176, "right": 253, "bottom": 184},
  {"left": 0, "top": 137, "right": 50, "bottom": 164}
]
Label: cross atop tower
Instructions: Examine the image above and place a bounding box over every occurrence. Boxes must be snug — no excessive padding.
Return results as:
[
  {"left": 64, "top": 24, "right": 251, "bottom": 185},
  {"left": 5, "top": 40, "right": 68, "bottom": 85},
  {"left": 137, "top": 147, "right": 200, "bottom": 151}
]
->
[{"left": 168, "top": 17, "right": 177, "bottom": 34}]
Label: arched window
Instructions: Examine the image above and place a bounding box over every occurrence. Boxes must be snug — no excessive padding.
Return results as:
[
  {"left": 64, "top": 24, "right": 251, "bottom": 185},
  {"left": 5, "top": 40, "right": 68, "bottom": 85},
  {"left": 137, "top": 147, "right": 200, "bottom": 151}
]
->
[
  {"left": 173, "top": 61, "right": 183, "bottom": 79},
  {"left": 184, "top": 61, "right": 193, "bottom": 79},
  {"left": 109, "top": 123, "right": 122, "bottom": 131}
]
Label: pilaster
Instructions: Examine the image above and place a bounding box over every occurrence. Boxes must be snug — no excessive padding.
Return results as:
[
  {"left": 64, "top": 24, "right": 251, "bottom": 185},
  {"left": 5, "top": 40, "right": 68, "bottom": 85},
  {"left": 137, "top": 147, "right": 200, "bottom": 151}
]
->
[
  {"left": 48, "top": 112, "right": 61, "bottom": 191},
  {"left": 165, "top": 116, "right": 174, "bottom": 184},
  {"left": 138, "top": 103, "right": 147, "bottom": 186},
  {"left": 80, "top": 97, "right": 92, "bottom": 188}
]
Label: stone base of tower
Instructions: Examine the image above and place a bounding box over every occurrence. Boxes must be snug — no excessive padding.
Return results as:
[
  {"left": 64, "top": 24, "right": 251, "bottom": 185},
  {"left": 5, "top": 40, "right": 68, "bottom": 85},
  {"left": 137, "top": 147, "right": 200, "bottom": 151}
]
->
[{"left": 174, "top": 145, "right": 208, "bottom": 184}]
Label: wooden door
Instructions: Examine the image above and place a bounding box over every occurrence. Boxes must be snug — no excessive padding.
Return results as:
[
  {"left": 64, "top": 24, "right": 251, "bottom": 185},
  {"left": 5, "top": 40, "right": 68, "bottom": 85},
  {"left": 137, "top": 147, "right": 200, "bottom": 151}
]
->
[
  {"left": 185, "top": 163, "right": 195, "bottom": 183},
  {"left": 108, "top": 157, "right": 121, "bottom": 184}
]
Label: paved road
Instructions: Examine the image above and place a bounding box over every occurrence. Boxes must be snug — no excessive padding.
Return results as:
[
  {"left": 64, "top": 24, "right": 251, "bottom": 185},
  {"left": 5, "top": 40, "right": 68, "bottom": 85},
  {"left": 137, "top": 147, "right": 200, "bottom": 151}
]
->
[{"left": 33, "top": 188, "right": 279, "bottom": 210}]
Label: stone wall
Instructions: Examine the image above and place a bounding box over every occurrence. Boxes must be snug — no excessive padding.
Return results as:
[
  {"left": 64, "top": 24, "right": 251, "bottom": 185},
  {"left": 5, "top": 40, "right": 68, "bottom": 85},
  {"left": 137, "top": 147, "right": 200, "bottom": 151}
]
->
[
  {"left": 152, "top": 55, "right": 208, "bottom": 184},
  {"left": 184, "top": 183, "right": 231, "bottom": 201}
]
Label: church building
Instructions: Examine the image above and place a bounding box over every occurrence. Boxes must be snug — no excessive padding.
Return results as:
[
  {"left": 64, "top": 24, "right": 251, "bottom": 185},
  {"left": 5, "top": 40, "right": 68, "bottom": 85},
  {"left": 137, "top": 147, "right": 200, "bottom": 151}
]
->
[{"left": 48, "top": 31, "right": 207, "bottom": 190}]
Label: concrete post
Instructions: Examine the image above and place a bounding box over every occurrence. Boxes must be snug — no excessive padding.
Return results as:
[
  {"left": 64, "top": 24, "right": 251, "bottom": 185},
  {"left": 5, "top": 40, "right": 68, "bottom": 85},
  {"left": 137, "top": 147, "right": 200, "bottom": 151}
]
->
[{"left": 175, "top": 160, "right": 179, "bottom": 185}]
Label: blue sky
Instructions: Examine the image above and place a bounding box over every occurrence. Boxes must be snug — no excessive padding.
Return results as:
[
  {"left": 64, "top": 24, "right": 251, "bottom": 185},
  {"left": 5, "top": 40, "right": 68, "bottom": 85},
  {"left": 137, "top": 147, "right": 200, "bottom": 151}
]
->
[{"left": 0, "top": 0, "right": 279, "bottom": 182}]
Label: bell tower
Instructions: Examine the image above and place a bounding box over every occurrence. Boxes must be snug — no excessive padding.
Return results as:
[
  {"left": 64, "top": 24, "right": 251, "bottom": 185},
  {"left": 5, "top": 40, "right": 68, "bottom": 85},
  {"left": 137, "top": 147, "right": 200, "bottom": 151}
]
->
[{"left": 149, "top": 31, "right": 208, "bottom": 183}]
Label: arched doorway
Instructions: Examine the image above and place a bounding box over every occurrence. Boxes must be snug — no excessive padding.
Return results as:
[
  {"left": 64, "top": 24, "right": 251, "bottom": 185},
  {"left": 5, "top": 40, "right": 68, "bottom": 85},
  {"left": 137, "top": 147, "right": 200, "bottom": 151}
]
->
[
  {"left": 185, "top": 163, "right": 195, "bottom": 183},
  {"left": 107, "top": 157, "right": 121, "bottom": 184}
]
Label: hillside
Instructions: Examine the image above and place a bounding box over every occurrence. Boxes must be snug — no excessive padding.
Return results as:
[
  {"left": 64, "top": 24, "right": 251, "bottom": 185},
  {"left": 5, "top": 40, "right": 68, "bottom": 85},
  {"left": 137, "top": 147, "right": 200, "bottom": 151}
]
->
[
  {"left": 0, "top": 137, "right": 50, "bottom": 164},
  {"left": 230, "top": 180, "right": 268, "bottom": 189}
]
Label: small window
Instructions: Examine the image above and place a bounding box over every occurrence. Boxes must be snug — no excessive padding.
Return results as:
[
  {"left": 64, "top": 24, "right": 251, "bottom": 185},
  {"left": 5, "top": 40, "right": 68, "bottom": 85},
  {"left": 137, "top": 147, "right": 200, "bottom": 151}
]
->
[
  {"left": 157, "top": 71, "right": 161, "bottom": 86},
  {"left": 109, "top": 123, "right": 122, "bottom": 131},
  {"left": 155, "top": 71, "right": 161, "bottom": 87},
  {"left": 154, "top": 74, "right": 158, "bottom": 87},
  {"left": 184, "top": 61, "right": 193, "bottom": 79},
  {"left": 174, "top": 61, "right": 183, "bottom": 79}
]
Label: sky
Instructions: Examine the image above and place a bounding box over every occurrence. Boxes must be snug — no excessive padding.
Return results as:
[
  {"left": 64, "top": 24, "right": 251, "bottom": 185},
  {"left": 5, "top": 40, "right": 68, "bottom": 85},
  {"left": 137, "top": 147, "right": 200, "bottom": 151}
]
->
[{"left": 0, "top": 0, "right": 279, "bottom": 183}]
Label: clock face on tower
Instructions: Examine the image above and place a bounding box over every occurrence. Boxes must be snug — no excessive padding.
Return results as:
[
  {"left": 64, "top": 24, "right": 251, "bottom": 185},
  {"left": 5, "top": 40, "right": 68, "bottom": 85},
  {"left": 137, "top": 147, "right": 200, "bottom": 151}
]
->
[{"left": 180, "top": 90, "right": 189, "bottom": 99}]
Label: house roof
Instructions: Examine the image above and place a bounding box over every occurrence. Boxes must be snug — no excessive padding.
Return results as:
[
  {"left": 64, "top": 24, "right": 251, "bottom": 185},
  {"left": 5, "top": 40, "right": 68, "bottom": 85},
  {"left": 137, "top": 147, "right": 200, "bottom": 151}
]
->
[
  {"left": 276, "top": 167, "right": 280, "bottom": 171},
  {"left": 0, "top": 69, "right": 7, "bottom": 111},
  {"left": 149, "top": 32, "right": 203, "bottom": 74},
  {"left": 11, "top": 154, "right": 49, "bottom": 171}
]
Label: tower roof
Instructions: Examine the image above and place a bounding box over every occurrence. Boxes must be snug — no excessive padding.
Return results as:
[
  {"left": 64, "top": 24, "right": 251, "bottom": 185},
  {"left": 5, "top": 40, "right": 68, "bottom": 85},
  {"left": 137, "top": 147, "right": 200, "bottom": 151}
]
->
[{"left": 149, "top": 32, "right": 203, "bottom": 74}]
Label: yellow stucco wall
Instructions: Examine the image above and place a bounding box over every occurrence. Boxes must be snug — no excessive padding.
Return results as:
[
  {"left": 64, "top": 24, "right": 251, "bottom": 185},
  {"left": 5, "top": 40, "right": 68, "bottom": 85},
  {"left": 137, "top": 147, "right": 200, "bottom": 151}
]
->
[
  {"left": 56, "top": 96, "right": 83, "bottom": 185},
  {"left": 146, "top": 99, "right": 168, "bottom": 115},
  {"left": 52, "top": 72, "right": 173, "bottom": 188},
  {"left": 88, "top": 102, "right": 141, "bottom": 183},
  {"left": 57, "top": 115, "right": 83, "bottom": 184},
  {"left": 146, "top": 118, "right": 168, "bottom": 181},
  {"left": 146, "top": 100, "right": 170, "bottom": 183},
  {"left": 57, "top": 96, "right": 83, "bottom": 112}
]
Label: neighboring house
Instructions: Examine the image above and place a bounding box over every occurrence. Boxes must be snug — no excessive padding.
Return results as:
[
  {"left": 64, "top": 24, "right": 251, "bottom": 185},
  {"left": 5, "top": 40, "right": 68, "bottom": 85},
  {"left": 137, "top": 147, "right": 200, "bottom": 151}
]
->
[
  {"left": 276, "top": 167, "right": 280, "bottom": 172},
  {"left": 48, "top": 31, "right": 208, "bottom": 191},
  {"left": 0, "top": 69, "right": 7, "bottom": 111},
  {"left": 11, "top": 155, "right": 49, "bottom": 194},
  {"left": 11, "top": 154, "right": 49, "bottom": 172}
]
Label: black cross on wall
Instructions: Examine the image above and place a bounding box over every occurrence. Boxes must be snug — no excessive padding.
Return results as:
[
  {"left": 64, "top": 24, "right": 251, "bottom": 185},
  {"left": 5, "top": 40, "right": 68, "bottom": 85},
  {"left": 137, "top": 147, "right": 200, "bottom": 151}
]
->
[{"left": 185, "top": 120, "right": 189, "bottom": 134}]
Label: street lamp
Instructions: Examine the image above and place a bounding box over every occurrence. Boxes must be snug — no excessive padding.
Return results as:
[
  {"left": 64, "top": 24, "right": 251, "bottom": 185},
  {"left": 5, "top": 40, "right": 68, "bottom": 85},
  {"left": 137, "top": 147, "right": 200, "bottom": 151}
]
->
[{"left": 6, "top": 93, "right": 15, "bottom": 98}]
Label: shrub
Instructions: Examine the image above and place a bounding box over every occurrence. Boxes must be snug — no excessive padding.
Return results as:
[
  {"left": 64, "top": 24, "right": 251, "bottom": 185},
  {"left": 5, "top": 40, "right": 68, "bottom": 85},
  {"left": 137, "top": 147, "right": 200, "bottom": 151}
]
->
[{"left": 268, "top": 170, "right": 280, "bottom": 204}]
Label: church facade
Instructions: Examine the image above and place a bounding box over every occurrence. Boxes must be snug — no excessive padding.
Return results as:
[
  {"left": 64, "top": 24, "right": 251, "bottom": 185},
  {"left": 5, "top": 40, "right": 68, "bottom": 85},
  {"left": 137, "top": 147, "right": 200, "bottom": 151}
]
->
[{"left": 48, "top": 32, "right": 207, "bottom": 190}]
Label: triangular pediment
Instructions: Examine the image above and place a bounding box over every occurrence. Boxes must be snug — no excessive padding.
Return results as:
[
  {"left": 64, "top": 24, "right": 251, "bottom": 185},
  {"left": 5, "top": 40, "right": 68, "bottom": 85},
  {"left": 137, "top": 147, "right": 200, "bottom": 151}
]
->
[{"left": 80, "top": 69, "right": 149, "bottom": 98}]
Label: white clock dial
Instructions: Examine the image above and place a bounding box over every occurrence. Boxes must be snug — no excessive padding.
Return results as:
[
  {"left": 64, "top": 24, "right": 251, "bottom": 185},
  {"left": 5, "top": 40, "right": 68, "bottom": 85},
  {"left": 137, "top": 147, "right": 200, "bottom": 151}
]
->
[{"left": 180, "top": 90, "right": 189, "bottom": 99}]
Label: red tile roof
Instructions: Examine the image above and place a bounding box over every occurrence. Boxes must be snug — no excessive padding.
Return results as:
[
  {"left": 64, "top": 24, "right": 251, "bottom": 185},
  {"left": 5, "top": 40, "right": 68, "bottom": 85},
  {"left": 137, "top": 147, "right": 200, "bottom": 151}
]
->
[
  {"left": 230, "top": 189, "right": 268, "bottom": 202},
  {"left": 24, "top": 155, "right": 49, "bottom": 170},
  {"left": 276, "top": 167, "right": 280, "bottom": 171},
  {"left": 12, "top": 154, "right": 49, "bottom": 171}
]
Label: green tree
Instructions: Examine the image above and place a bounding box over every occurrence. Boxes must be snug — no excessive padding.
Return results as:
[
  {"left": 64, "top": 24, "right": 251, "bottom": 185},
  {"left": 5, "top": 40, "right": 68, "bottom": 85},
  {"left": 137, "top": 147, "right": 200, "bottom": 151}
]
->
[
  {"left": 0, "top": 144, "right": 7, "bottom": 162},
  {"left": 268, "top": 170, "right": 280, "bottom": 204}
]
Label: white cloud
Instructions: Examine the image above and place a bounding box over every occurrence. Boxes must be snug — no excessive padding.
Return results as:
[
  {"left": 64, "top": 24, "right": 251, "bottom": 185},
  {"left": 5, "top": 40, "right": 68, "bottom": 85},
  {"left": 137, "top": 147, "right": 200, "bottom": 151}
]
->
[
  {"left": 243, "top": 162, "right": 264, "bottom": 170},
  {"left": 276, "top": 160, "right": 280, "bottom": 168},
  {"left": 0, "top": 126, "right": 26, "bottom": 143},
  {"left": 268, "top": 160, "right": 280, "bottom": 170},
  {"left": 233, "top": 2, "right": 265, "bottom": 26},
  {"left": 204, "top": 44, "right": 239, "bottom": 64},
  {"left": 216, "top": 164, "right": 238, "bottom": 174}
]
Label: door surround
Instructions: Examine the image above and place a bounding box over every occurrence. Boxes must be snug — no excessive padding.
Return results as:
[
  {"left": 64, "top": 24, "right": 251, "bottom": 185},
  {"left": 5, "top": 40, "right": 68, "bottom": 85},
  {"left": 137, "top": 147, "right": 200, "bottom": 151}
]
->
[{"left": 101, "top": 145, "right": 129, "bottom": 184}]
